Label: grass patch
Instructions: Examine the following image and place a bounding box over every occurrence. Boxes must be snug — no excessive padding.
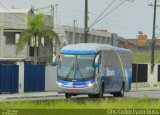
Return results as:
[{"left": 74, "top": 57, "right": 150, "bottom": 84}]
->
[
  {"left": 132, "top": 52, "right": 160, "bottom": 63},
  {"left": 1, "top": 98, "right": 160, "bottom": 109}
]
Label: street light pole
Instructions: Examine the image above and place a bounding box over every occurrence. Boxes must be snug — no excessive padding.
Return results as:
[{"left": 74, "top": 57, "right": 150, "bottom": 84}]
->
[
  {"left": 151, "top": 0, "right": 157, "bottom": 74},
  {"left": 84, "top": 0, "right": 88, "bottom": 43}
]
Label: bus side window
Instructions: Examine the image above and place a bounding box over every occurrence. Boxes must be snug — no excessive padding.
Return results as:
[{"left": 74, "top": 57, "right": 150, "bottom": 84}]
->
[
  {"left": 95, "top": 54, "right": 100, "bottom": 75},
  {"left": 98, "top": 55, "right": 101, "bottom": 64}
]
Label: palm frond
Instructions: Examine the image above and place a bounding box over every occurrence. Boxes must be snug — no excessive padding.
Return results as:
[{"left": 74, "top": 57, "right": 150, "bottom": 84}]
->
[
  {"left": 43, "top": 29, "right": 59, "bottom": 41},
  {"left": 16, "top": 13, "right": 59, "bottom": 54},
  {"left": 28, "top": 13, "right": 45, "bottom": 31},
  {"left": 16, "top": 29, "right": 33, "bottom": 52}
]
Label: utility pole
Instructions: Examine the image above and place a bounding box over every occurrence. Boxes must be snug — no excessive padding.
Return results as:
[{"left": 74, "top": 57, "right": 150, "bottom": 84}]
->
[
  {"left": 149, "top": 0, "right": 158, "bottom": 74},
  {"left": 73, "top": 19, "right": 76, "bottom": 44},
  {"left": 51, "top": 5, "right": 54, "bottom": 29},
  {"left": 84, "top": 0, "right": 88, "bottom": 43},
  {"left": 148, "top": 0, "right": 160, "bottom": 88},
  {"left": 51, "top": 5, "right": 57, "bottom": 55}
]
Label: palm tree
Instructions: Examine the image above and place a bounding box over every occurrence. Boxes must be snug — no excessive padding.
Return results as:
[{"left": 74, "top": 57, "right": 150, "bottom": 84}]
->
[{"left": 17, "top": 13, "right": 59, "bottom": 64}]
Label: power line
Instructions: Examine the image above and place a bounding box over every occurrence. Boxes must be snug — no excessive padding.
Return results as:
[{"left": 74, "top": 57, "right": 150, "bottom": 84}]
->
[
  {"left": 59, "top": 4, "right": 151, "bottom": 29},
  {"left": 59, "top": 14, "right": 82, "bottom": 20},
  {"left": 90, "top": 0, "right": 117, "bottom": 28},
  {"left": 54, "top": 8, "right": 153, "bottom": 30},
  {"left": 106, "top": 20, "right": 153, "bottom": 29},
  {"left": 60, "top": 7, "right": 84, "bottom": 13},
  {"left": 59, "top": 10, "right": 84, "bottom": 17},
  {"left": 34, "top": 4, "right": 57, "bottom": 11},
  {"left": 89, "top": 0, "right": 127, "bottom": 28},
  {"left": 45, "top": 8, "right": 84, "bottom": 20}
]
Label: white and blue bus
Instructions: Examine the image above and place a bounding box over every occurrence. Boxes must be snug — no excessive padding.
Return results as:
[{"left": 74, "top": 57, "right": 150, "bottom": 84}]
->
[{"left": 52, "top": 43, "right": 132, "bottom": 98}]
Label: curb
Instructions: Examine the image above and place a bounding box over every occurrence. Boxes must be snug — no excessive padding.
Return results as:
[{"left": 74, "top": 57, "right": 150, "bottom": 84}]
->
[
  {"left": 0, "top": 93, "right": 64, "bottom": 101},
  {"left": 131, "top": 88, "right": 160, "bottom": 92},
  {"left": 6, "top": 94, "right": 64, "bottom": 100}
]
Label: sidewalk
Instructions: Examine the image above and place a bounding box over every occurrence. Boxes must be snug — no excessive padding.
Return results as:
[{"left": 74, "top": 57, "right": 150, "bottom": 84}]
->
[
  {"left": 1, "top": 87, "right": 160, "bottom": 101},
  {"left": 131, "top": 87, "right": 160, "bottom": 92},
  {"left": 0, "top": 91, "right": 63, "bottom": 101}
]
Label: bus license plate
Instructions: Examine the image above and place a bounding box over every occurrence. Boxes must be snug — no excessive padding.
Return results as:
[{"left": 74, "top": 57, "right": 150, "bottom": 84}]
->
[{"left": 71, "top": 89, "right": 78, "bottom": 93}]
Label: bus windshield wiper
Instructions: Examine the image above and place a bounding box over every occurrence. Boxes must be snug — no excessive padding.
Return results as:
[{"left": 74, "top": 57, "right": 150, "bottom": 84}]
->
[
  {"left": 65, "top": 62, "right": 74, "bottom": 80},
  {"left": 76, "top": 65, "right": 84, "bottom": 80}
]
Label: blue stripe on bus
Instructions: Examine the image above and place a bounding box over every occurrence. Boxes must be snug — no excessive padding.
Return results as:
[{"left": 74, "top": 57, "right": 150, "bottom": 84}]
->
[
  {"left": 61, "top": 50, "right": 96, "bottom": 54},
  {"left": 57, "top": 79, "right": 95, "bottom": 85}
]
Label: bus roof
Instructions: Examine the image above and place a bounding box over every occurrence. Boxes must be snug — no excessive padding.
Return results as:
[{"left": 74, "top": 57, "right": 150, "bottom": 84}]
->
[{"left": 61, "top": 43, "right": 130, "bottom": 54}]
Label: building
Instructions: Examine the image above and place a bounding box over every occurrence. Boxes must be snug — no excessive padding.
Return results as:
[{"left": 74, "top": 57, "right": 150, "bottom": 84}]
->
[
  {"left": 0, "top": 8, "right": 130, "bottom": 65},
  {"left": 121, "top": 33, "right": 160, "bottom": 52},
  {"left": 118, "top": 37, "right": 137, "bottom": 52},
  {"left": 137, "top": 34, "right": 148, "bottom": 46},
  {"left": 0, "top": 8, "right": 120, "bottom": 64},
  {"left": 127, "top": 33, "right": 160, "bottom": 52},
  {"left": 0, "top": 9, "right": 54, "bottom": 64},
  {"left": 55, "top": 25, "right": 118, "bottom": 48}
]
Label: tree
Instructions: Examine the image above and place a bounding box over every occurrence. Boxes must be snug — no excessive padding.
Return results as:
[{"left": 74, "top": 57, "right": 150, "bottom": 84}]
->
[{"left": 17, "top": 13, "right": 59, "bottom": 64}]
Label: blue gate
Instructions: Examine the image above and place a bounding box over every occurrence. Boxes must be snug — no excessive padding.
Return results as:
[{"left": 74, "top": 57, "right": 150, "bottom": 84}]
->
[
  {"left": 0, "top": 62, "right": 19, "bottom": 94},
  {"left": 24, "top": 64, "right": 45, "bottom": 92}
]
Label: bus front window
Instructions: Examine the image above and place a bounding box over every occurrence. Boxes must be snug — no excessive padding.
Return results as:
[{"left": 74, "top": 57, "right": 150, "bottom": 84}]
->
[
  {"left": 58, "top": 54, "right": 95, "bottom": 80},
  {"left": 76, "top": 55, "right": 95, "bottom": 80},
  {"left": 58, "top": 54, "right": 75, "bottom": 79}
]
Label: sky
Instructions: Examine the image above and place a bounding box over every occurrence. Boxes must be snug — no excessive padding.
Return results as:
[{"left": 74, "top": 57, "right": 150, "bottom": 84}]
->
[{"left": 0, "top": 0, "right": 160, "bottom": 39}]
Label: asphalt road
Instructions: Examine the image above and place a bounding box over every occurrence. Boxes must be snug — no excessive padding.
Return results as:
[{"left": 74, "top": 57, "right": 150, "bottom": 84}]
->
[
  {"left": 125, "top": 90, "right": 160, "bottom": 99},
  {"left": 1, "top": 89, "right": 160, "bottom": 102}
]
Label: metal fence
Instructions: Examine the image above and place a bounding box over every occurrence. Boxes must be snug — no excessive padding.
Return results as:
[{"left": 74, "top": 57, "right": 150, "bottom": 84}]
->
[
  {"left": 132, "top": 64, "right": 148, "bottom": 83},
  {"left": 24, "top": 64, "right": 45, "bottom": 92},
  {"left": 2, "top": 62, "right": 160, "bottom": 94},
  {"left": 132, "top": 64, "right": 148, "bottom": 89},
  {"left": 0, "top": 62, "right": 19, "bottom": 94}
]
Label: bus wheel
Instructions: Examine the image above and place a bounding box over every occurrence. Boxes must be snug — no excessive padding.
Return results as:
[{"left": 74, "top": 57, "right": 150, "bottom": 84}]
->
[
  {"left": 97, "top": 85, "right": 104, "bottom": 98},
  {"left": 65, "top": 93, "right": 72, "bottom": 98},
  {"left": 113, "top": 84, "right": 124, "bottom": 97},
  {"left": 88, "top": 94, "right": 98, "bottom": 98},
  {"left": 119, "top": 84, "right": 124, "bottom": 97},
  {"left": 88, "top": 94, "right": 93, "bottom": 98}
]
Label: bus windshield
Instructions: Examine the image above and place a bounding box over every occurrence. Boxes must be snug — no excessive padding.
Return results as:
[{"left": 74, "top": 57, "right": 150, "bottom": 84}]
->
[{"left": 58, "top": 54, "right": 95, "bottom": 81}]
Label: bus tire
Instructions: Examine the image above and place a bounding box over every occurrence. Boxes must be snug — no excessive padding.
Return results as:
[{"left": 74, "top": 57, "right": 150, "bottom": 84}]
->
[
  {"left": 119, "top": 83, "right": 125, "bottom": 97},
  {"left": 88, "top": 94, "right": 94, "bottom": 98},
  {"left": 65, "top": 93, "right": 72, "bottom": 98},
  {"left": 97, "top": 83, "right": 104, "bottom": 98},
  {"left": 113, "top": 83, "right": 124, "bottom": 97}
]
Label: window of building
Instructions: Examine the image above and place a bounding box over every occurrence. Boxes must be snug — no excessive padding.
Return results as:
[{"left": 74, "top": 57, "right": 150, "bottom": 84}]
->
[
  {"left": 4, "top": 32, "right": 16, "bottom": 45},
  {"left": 29, "top": 47, "right": 34, "bottom": 56}
]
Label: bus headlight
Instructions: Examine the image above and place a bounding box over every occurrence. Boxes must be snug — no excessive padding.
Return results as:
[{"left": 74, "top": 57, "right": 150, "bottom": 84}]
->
[
  {"left": 86, "top": 82, "right": 95, "bottom": 87},
  {"left": 56, "top": 81, "right": 62, "bottom": 86}
]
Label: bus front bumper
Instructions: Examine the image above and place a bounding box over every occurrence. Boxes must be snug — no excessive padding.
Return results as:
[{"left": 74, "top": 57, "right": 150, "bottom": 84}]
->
[{"left": 57, "top": 84, "right": 99, "bottom": 94}]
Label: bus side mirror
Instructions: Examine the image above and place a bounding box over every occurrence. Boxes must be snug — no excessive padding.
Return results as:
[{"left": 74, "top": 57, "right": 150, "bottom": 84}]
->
[
  {"left": 94, "top": 55, "right": 100, "bottom": 68},
  {"left": 52, "top": 54, "right": 59, "bottom": 66}
]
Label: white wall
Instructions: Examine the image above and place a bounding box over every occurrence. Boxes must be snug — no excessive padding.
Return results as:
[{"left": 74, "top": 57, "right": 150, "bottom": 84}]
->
[
  {"left": 45, "top": 66, "right": 57, "bottom": 91},
  {"left": 132, "top": 63, "right": 158, "bottom": 89},
  {"left": 148, "top": 64, "right": 158, "bottom": 87},
  {"left": 17, "top": 61, "right": 24, "bottom": 93},
  {"left": 3, "top": 38, "right": 28, "bottom": 59},
  {"left": 0, "top": 36, "right": 4, "bottom": 58}
]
